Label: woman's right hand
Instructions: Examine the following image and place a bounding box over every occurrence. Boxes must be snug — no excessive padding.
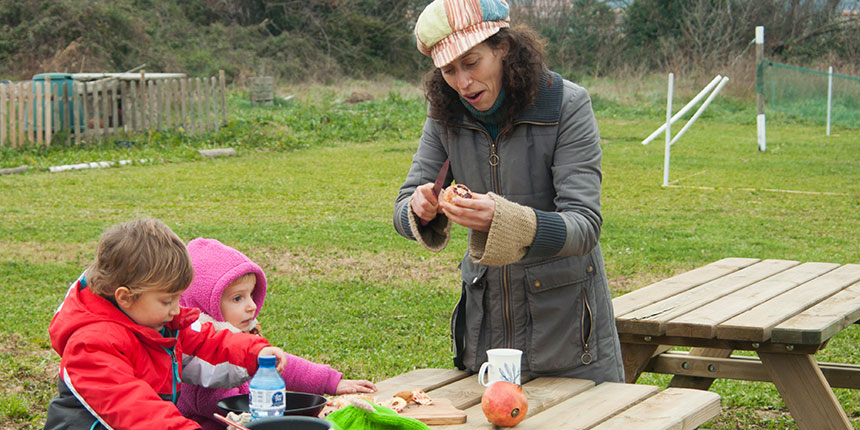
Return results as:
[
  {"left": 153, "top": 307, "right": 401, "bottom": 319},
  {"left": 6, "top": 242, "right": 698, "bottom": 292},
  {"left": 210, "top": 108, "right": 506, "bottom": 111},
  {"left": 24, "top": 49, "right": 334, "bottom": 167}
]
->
[{"left": 410, "top": 182, "right": 441, "bottom": 223}]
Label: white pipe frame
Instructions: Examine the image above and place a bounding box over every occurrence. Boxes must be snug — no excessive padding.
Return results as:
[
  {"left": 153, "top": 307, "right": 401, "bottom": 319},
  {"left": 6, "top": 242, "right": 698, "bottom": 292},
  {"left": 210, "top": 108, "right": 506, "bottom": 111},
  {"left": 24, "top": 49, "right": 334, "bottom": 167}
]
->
[
  {"left": 669, "top": 76, "right": 730, "bottom": 146},
  {"left": 642, "top": 75, "right": 723, "bottom": 145}
]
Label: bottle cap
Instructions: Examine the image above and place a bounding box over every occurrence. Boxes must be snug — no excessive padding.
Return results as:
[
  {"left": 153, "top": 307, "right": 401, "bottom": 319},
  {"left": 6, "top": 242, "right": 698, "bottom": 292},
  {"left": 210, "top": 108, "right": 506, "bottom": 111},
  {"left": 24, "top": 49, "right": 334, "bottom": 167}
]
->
[{"left": 258, "top": 355, "right": 276, "bottom": 367}]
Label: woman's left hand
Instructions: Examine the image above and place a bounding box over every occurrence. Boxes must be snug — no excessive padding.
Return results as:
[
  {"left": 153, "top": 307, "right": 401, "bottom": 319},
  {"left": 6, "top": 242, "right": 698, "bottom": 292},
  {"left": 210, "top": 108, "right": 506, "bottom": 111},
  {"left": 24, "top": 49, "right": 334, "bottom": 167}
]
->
[
  {"left": 258, "top": 346, "right": 289, "bottom": 373},
  {"left": 440, "top": 192, "right": 495, "bottom": 232}
]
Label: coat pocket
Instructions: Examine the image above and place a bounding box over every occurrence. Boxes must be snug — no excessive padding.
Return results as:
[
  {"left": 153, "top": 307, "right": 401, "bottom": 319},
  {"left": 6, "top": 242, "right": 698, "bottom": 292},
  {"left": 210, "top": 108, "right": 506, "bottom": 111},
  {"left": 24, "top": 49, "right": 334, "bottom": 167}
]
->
[{"left": 523, "top": 255, "right": 596, "bottom": 373}]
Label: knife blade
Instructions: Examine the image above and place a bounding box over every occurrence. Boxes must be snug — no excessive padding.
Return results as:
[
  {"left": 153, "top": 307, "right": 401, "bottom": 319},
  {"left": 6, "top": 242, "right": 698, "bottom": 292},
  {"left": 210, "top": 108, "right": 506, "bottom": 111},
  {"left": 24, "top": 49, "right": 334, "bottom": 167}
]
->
[
  {"left": 432, "top": 158, "right": 450, "bottom": 198},
  {"left": 421, "top": 158, "right": 450, "bottom": 226}
]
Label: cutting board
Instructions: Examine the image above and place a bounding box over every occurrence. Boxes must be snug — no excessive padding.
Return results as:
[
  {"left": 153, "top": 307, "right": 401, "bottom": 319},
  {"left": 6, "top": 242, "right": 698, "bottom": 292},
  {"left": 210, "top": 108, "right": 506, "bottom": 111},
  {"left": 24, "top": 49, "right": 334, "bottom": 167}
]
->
[{"left": 400, "top": 397, "right": 467, "bottom": 425}]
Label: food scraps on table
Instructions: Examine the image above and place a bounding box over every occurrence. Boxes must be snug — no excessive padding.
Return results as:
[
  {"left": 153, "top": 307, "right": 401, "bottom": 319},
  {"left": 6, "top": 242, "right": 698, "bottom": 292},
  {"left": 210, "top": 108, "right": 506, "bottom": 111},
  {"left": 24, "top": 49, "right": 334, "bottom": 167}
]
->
[{"left": 326, "top": 389, "right": 433, "bottom": 415}]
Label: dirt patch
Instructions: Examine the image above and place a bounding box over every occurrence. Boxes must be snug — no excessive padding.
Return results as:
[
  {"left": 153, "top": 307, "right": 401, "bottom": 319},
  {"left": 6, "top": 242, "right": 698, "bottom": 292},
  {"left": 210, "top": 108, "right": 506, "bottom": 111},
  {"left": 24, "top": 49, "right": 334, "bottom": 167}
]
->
[
  {"left": 0, "top": 241, "right": 93, "bottom": 266},
  {"left": 255, "top": 247, "right": 461, "bottom": 285},
  {"left": 0, "top": 333, "right": 59, "bottom": 429},
  {"left": 609, "top": 272, "right": 668, "bottom": 296}
]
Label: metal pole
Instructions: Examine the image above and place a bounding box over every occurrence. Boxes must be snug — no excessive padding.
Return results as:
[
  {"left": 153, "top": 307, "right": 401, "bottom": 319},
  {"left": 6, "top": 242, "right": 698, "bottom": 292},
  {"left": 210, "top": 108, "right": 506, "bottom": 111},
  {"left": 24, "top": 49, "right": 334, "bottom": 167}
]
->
[
  {"left": 663, "top": 73, "right": 673, "bottom": 187},
  {"left": 756, "top": 26, "right": 766, "bottom": 152},
  {"left": 826, "top": 66, "right": 833, "bottom": 136}
]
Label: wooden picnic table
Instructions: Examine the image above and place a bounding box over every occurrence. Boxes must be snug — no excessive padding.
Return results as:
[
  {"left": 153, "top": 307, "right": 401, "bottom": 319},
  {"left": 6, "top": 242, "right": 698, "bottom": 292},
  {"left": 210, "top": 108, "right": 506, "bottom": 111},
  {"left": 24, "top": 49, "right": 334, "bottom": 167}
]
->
[
  {"left": 613, "top": 258, "right": 860, "bottom": 430},
  {"left": 373, "top": 368, "right": 720, "bottom": 429}
]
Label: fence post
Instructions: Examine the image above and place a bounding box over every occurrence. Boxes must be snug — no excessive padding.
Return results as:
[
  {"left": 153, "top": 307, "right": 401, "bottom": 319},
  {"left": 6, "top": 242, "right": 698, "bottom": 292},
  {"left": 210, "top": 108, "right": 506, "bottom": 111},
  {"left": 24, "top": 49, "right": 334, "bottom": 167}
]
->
[
  {"left": 756, "top": 25, "right": 766, "bottom": 152},
  {"left": 0, "top": 84, "right": 6, "bottom": 147},
  {"left": 219, "top": 70, "right": 226, "bottom": 127},
  {"left": 19, "top": 83, "right": 26, "bottom": 146},
  {"left": 663, "top": 73, "right": 673, "bottom": 187},
  {"left": 35, "top": 80, "right": 43, "bottom": 145},
  {"left": 72, "top": 82, "right": 80, "bottom": 145},
  {"left": 45, "top": 76, "right": 52, "bottom": 146},
  {"left": 80, "top": 82, "right": 88, "bottom": 145},
  {"left": 205, "top": 76, "right": 212, "bottom": 133},
  {"left": 826, "top": 66, "right": 833, "bottom": 137},
  {"left": 9, "top": 84, "right": 16, "bottom": 147},
  {"left": 196, "top": 78, "right": 204, "bottom": 134}
]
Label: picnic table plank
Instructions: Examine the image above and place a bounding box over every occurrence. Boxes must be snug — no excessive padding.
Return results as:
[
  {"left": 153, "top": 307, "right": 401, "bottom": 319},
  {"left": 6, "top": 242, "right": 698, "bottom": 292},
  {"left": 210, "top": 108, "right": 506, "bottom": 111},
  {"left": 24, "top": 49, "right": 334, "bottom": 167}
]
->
[
  {"left": 612, "top": 258, "right": 759, "bottom": 317},
  {"left": 664, "top": 262, "right": 838, "bottom": 338},
  {"left": 423, "top": 373, "right": 486, "bottom": 410},
  {"left": 589, "top": 388, "right": 721, "bottom": 430},
  {"left": 716, "top": 264, "right": 860, "bottom": 342},
  {"left": 616, "top": 259, "right": 797, "bottom": 336},
  {"left": 434, "top": 378, "right": 595, "bottom": 430},
  {"left": 771, "top": 280, "right": 860, "bottom": 345},
  {"left": 375, "top": 368, "right": 469, "bottom": 400},
  {"left": 520, "top": 383, "right": 658, "bottom": 430}
]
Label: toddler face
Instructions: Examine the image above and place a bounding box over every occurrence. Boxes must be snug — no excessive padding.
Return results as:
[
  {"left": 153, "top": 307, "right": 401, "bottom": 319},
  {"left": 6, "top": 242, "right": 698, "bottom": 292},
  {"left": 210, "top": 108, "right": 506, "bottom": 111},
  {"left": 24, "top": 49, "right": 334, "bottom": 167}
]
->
[
  {"left": 122, "top": 290, "right": 184, "bottom": 331},
  {"left": 220, "top": 275, "right": 257, "bottom": 331}
]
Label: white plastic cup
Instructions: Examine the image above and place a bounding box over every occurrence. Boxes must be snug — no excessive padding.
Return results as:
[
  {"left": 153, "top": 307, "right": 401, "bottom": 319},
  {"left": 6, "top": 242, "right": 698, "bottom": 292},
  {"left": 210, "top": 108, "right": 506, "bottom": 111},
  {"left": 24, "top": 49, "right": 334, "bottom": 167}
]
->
[{"left": 478, "top": 348, "right": 522, "bottom": 386}]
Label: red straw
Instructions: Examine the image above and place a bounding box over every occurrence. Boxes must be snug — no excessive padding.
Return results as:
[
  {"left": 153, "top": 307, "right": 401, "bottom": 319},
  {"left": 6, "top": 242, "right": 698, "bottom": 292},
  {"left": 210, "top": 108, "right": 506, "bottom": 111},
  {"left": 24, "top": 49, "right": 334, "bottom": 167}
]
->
[{"left": 213, "top": 413, "right": 252, "bottom": 430}]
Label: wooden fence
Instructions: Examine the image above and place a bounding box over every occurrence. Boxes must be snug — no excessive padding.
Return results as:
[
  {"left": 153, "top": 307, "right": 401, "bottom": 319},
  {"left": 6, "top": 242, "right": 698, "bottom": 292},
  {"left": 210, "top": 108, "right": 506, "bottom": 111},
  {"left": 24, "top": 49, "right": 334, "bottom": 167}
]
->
[{"left": 0, "top": 70, "right": 226, "bottom": 147}]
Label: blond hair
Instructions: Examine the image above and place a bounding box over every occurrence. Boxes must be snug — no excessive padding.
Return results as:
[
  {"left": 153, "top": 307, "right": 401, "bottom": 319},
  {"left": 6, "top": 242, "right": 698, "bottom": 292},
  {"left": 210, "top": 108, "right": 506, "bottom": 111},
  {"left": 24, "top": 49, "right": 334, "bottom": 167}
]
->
[{"left": 87, "top": 218, "right": 193, "bottom": 299}]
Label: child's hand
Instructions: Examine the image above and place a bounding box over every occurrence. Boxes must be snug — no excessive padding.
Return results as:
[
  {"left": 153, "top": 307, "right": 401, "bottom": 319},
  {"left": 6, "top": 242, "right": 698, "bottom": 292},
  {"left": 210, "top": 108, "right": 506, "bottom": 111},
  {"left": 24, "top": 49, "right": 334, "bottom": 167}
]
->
[
  {"left": 335, "top": 379, "right": 377, "bottom": 395},
  {"left": 258, "top": 346, "right": 288, "bottom": 373}
]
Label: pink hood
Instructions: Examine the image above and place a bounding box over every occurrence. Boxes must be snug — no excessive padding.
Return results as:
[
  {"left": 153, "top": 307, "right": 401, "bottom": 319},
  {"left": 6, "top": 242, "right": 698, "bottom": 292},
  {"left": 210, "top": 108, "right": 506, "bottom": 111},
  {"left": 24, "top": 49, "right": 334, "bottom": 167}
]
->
[{"left": 180, "top": 238, "right": 267, "bottom": 321}]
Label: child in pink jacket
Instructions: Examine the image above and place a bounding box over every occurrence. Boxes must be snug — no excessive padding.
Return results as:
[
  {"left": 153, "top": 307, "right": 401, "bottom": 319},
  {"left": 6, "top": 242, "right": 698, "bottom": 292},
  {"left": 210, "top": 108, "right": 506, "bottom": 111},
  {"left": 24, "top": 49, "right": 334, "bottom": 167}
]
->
[{"left": 178, "top": 238, "right": 376, "bottom": 430}]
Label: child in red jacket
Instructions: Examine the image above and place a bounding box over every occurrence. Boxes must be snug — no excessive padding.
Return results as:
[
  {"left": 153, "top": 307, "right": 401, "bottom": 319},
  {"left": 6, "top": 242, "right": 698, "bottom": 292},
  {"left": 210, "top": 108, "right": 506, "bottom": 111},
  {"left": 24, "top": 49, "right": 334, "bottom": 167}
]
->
[
  {"left": 44, "top": 218, "right": 288, "bottom": 430},
  {"left": 178, "top": 238, "right": 376, "bottom": 430}
]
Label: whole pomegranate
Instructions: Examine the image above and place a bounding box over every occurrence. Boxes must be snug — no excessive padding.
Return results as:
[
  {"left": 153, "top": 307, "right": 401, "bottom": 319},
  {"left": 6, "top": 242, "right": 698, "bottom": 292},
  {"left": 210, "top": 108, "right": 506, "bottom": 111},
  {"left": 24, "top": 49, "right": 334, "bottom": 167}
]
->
[{"left": 481, "top": 381, "right": 529, "bottom": 427}]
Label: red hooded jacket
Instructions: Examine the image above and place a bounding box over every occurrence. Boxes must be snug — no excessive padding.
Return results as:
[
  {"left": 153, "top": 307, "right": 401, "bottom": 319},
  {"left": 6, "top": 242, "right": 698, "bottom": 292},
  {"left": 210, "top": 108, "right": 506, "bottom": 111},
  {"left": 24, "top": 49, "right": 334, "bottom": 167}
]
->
[{"left": 44, "top": 275, "right": 271, "bottom": 430}]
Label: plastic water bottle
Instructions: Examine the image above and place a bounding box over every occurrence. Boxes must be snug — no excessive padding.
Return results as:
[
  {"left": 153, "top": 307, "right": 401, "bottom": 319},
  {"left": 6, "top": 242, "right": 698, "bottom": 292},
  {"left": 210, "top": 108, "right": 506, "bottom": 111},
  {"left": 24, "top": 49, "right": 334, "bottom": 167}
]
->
[{"left": 248, "top": 355, "right": 286, "bottom": 419}]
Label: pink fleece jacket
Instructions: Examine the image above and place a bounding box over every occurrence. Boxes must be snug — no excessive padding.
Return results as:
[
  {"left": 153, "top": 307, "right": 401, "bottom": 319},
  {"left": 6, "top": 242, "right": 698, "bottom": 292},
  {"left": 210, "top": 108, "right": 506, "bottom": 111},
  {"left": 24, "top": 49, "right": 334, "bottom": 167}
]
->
[{"left": 178, "top": 238, "right": 342, "bottom": 430}]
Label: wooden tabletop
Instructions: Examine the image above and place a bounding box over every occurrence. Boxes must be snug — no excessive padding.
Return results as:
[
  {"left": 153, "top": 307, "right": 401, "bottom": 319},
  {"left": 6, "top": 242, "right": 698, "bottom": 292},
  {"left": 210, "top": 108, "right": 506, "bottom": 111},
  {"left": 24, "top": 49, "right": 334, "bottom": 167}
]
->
[
  {"left": 614, "top": 258, "right": 860, "bottom": 347},
  {"left": 373, "top": 368, "right": 720, "bottom": 430},
  {"left": 611, "top": 258, "right": 860, "bottom": 430}
]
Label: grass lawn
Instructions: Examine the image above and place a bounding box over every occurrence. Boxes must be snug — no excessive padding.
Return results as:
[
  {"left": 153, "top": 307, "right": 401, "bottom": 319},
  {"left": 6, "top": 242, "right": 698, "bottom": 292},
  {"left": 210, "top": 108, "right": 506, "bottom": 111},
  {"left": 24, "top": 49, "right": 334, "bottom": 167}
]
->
[{"left": 0, "top": 81, "right": 858, "bottom": 429}]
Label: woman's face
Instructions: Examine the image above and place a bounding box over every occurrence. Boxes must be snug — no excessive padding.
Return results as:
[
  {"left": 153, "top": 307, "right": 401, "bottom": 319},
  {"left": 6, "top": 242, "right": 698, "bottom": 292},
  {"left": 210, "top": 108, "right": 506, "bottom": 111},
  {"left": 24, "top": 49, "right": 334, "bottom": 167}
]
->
[{"left": 440, "top": 42, "right": 507, "bottom": 112}]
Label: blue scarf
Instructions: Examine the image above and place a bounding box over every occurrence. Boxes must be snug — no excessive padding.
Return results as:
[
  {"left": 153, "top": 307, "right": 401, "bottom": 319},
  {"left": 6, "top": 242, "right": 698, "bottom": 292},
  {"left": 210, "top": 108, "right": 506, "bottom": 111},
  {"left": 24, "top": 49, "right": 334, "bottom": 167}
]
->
[{"left": 460, "top": 89, "right": 506, "bottom": 140}]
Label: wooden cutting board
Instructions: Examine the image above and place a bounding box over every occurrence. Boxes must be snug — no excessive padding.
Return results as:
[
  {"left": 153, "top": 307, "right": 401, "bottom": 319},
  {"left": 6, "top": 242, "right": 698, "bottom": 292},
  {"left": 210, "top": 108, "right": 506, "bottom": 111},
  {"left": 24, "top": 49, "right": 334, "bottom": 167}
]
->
[{"left": 400, "top": 397, "right": 467, "bottom": 425}]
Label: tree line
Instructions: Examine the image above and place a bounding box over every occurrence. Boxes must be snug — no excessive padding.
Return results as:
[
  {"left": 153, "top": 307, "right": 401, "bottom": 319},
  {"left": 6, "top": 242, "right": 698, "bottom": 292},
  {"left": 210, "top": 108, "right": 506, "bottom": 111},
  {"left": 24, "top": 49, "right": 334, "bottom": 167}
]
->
[{"left": 0, "top": 0, "right": 857, "bottom": 83}]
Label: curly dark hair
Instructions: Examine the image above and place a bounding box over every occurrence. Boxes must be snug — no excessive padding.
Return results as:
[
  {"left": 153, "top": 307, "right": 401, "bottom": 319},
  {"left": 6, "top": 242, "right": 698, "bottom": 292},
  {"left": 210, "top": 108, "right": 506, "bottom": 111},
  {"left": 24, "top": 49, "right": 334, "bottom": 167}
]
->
[{"left": 423, "top": 26, "right": 548, "bottom": 136}]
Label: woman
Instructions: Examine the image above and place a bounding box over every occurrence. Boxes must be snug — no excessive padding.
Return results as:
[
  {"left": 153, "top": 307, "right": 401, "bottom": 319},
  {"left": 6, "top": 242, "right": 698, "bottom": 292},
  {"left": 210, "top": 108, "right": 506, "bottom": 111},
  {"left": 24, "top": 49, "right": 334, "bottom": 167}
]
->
[{"left": 392, "top": 0, "right": 624, "bottom": 383}]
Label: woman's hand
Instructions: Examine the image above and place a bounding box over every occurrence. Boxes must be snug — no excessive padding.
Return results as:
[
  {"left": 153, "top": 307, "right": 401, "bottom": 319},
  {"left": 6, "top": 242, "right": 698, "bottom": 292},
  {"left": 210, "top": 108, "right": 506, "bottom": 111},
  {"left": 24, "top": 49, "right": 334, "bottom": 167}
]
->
[
  {"left": 258, "top": 346, "right": 288, "bottom": 373},
  {"left": 335, "top": 379, "right": 378, "bottom": 395},
  {"left": 410, "top": 182, "right": 442, "bottom": 223},
  {"left": 440, "top": 192, "right": 495, "bottom": 232}
]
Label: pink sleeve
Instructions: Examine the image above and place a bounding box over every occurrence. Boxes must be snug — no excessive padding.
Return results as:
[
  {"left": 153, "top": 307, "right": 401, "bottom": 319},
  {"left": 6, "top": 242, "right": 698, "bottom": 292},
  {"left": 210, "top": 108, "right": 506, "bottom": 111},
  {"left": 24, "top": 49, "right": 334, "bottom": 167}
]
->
[{"left": 280, "top": 354, "right": 343, "bottom": 395}]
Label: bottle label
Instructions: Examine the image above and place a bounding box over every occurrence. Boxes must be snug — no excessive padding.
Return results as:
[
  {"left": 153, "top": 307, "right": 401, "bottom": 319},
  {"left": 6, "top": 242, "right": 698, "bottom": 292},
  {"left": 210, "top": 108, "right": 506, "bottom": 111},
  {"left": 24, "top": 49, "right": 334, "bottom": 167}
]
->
[{"left": 249, "top": 388, "right": 286, "bottom": 417}]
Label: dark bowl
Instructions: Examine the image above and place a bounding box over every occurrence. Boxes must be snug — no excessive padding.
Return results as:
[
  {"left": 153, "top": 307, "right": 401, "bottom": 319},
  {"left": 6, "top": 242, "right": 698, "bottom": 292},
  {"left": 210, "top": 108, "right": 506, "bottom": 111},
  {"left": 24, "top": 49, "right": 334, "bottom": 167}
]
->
[
  {"left": 246, "top": 416, "right": 332, "bottom": 430},
  {"left": 217, "top": 392, "right": 327, "bottom": 417}
]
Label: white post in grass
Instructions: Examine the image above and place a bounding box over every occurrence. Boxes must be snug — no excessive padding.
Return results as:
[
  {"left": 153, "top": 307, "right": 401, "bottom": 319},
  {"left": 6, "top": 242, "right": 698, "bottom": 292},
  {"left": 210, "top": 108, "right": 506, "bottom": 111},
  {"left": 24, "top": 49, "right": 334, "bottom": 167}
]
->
[
  {"left": 756, "top": 26, "right": 766, "bottom": 152},
  {"left": 826, "top": 66, "right": 833, "bottom": 136},
  {"left": 663, "top": 73, "right": 673, "bottom": 187}
]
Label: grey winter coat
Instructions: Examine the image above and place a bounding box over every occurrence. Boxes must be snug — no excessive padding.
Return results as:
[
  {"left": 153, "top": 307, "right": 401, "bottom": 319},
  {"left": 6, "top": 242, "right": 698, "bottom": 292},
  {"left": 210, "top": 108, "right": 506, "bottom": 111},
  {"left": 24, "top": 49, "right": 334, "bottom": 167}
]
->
[{"left": 393, "top": 71, "right": 625, "bottom": 383}]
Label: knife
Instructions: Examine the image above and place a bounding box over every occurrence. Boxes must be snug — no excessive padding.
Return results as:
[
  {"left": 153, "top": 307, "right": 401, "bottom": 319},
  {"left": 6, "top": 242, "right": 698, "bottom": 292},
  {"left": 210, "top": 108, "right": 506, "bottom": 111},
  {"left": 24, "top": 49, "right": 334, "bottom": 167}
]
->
[{"left": 421, "top": 158, "right": 450, "bottom": 226}]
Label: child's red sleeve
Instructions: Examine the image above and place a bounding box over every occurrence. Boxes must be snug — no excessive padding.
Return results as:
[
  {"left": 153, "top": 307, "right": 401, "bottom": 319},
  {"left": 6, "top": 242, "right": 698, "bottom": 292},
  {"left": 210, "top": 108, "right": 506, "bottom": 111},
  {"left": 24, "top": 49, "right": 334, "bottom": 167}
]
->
[{"left": 178, "top": 320, "right": 271, "bottom": 388}]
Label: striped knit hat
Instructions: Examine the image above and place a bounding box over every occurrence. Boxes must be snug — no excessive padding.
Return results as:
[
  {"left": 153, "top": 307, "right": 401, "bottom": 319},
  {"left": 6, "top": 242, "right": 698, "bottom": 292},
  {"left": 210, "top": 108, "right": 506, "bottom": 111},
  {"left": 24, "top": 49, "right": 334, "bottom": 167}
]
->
[{"left": 415, "top": 0, "right": 510, "bottom": 68}]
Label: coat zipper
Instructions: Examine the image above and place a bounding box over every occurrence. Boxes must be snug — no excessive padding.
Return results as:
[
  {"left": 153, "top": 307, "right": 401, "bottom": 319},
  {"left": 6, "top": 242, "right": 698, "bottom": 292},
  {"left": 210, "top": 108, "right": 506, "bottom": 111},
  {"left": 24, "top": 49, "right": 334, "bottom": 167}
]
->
[{"left": 464, "top": 124, "right": 512, "bottom": 347}]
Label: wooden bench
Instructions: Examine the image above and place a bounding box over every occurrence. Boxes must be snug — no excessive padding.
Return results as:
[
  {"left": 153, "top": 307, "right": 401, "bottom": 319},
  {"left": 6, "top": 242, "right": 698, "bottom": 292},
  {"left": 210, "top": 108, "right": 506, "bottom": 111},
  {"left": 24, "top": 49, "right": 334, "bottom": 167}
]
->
[
  {"left": 374, "top": 368, "right": 720, "bottom": 429},
  {"left": 613, "top": 258, "right": 860, "bottom": 429}
]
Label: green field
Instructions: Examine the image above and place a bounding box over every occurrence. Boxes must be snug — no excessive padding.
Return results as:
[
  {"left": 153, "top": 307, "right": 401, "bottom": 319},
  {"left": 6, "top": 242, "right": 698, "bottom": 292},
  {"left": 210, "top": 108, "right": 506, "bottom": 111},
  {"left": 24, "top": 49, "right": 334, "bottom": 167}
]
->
[{"left": 1, "top": 81, "right": 858, "bottom": 429}]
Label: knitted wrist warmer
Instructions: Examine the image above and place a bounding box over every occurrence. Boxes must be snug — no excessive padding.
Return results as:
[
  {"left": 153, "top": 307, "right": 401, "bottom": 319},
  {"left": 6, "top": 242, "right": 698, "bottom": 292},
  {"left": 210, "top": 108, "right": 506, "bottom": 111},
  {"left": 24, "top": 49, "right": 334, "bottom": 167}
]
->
[
  {"left": 407, "top": 200, "right": 452, "bottom": 252},
  {"left": 469, "top": 193, "right": 537, "bottom": 266}
]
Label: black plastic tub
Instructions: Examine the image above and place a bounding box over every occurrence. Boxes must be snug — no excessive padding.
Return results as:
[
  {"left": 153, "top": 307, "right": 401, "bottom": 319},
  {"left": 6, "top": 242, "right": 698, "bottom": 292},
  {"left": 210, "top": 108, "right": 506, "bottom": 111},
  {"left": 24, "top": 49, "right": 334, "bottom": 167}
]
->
[{"left": 217, "top": 392, "right": 327, "bottom": 417}]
